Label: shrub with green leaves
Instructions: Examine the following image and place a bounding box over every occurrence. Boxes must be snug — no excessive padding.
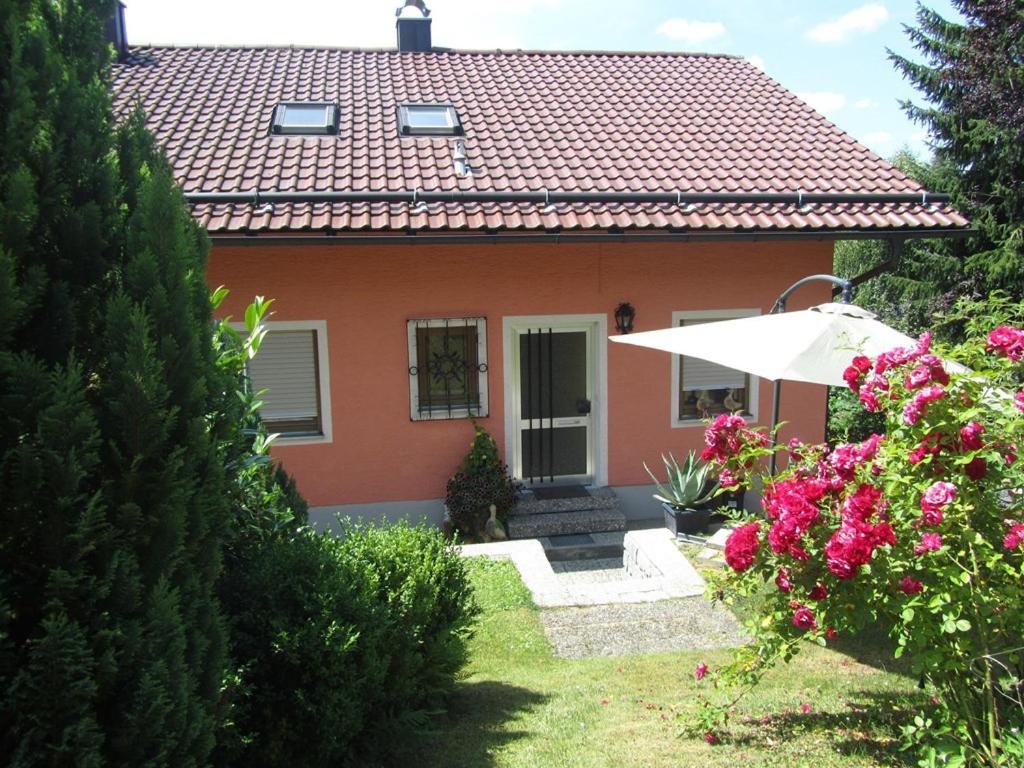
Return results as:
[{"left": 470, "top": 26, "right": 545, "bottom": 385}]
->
[
  {"left": 216, "top": 520, "right": 477, "bottom": 767},
  {"left": 693, "top": 296, "right": 1024, "bottom": 766},
  {"left": 445, "top": 421, "right": 518, "bottom": 539}
]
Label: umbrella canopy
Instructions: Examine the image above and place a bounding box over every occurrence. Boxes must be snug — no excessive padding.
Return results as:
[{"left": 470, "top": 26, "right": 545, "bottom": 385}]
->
[{"left": 610, "top": 302, "right": 918, "bottom": 387}]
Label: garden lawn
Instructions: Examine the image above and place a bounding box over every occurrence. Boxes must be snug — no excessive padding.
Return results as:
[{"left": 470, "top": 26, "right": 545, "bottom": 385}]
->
[{"left": 416, "top": 558, "right": 930, "bottom": 768}]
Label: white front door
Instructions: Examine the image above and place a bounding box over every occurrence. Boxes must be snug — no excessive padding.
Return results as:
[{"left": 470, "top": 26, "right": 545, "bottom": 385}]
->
[{"left": 505, "top": 317, "right": 606, "bottom": 486}]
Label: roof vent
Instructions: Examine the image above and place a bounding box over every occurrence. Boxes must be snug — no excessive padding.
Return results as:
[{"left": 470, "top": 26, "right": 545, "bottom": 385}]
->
[{"left": 396, "top": 0, "right": 432, "bottom": 53}]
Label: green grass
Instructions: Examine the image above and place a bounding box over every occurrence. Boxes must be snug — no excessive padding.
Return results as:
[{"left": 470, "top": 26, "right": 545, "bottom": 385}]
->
[{"left": 414, "top": 557, "right": 929, "bottom": 768}]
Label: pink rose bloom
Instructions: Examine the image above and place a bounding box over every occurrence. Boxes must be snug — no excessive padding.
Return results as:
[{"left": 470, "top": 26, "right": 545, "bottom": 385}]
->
[
  {"left": 1015, "top": 391, "right": 1024, "bottom": 414},
  {"left": 859, "top": 384, "right": 881, "bottom": 412},
  {"left": 718, "top": 468, "right": 740, "bottom": 489},
  {"left": 704, "top": 731, "right": 720, "bottom": 746},
  {"left": 792, "top": 606, "right": 817, "bottom": 631},
  {"left": 1004, "top": 522, "right": 1024, "bottom": 551},
  {"left": 960, "top": 421, "right": 985, "bottom": 451},
  {"left": 809, "top": 583, "right": 828, "bottom": 601},
  {"left": 695, "top": 662, "right": 708, "bottom": 680},
  {"left": 775, "top": 567, "right": 792, "bottom": 593},
  {"left": 906, "top": 365, "right": 932, "bottom": 389},
  {"left": 920, "top": 481, "right": 956, "bottom": 525},
  {"left": 914, "top": 532, "right": 943, "bottom": 555},
  {"left": 900, "top": 576, "right": 923, "bottom": 595},
  {"left": 902, "top": 385, "right": 948, "bottom": 426},
  {"left": 986, "top": 325, "right": 1024, "bottom": 361}
]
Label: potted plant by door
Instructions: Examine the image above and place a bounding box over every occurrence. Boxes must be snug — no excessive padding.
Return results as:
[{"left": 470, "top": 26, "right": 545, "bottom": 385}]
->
[{"left": 643, "top": 451, "right": 718, "bottom": 536}]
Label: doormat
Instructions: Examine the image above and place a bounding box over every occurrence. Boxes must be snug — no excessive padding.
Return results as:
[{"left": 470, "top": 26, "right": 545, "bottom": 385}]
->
[{"left": 531, "top": 485, "right": 590, "bottom": 500}]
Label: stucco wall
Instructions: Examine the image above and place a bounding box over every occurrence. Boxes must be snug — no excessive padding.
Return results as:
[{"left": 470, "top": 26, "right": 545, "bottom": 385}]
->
[{"left": 207, "top": 238, "right": 833, "bottom": 508}]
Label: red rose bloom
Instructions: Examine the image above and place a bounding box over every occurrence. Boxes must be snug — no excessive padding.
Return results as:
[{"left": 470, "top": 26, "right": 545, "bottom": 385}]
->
[
  {"left": 724, "top": 522, "right": 761, "bottom": 572},
  {"left": 960, "top": 421, "right": 985, "bottom": 451},
  {"left": 775, "top": 567, "right": 792, "bottom": 592},
  {"left": 900, "top": 576, "right": 923, "bottom": 595},
  {"left": 825, "top": 626, "right": 838, "bottom": 641},
  {"left": 965, "top": 457, "right": 988, "bottom": 481},
  {"left": 695, "top": 662, "right": 708, "bottom": 681},
  {"left": 704, "top": 731, "right": 720, "bottom": 745},
  {"left": 809, "top": 583, "right": 828, "bottom": 601},
  {"left": 792, "top": 606, "right": 817, "bottom": 631}
]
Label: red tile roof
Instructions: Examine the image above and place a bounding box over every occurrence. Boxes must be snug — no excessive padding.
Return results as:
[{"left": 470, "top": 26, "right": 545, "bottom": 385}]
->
[{"left": 110, "top": 47, "right": 968, "bottom": 235}]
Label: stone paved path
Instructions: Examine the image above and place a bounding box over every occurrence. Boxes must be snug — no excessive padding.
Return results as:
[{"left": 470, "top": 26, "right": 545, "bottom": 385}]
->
[{"left": 538, "top": 597, "right": 747, "bottom": 659}]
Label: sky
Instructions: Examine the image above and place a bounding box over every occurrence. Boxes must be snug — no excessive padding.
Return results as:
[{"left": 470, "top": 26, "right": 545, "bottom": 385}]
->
[{"left": 123, "top": 0, "right": 963, "bottom": 159}]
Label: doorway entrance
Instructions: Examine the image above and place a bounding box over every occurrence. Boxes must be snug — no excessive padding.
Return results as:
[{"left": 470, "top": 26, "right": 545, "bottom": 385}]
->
[{"left": 503, "top": 315, "right": 607, "bottom": 487}]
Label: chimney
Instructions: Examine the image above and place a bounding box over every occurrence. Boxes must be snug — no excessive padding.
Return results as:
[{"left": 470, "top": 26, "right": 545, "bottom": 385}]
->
[
  {"left": 396, "top": 1, "right": 432, "bottom": 53},
  {"left": 104, "top": 1, "right": 128, "bottom": 59}
]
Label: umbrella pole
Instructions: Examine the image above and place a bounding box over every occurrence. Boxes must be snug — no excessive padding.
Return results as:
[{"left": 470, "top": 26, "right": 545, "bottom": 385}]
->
[{"left": 769, "top": 379, "right": 781, "bottom": 475}]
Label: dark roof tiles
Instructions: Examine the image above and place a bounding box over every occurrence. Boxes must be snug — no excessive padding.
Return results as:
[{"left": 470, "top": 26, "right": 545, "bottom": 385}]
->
[{"left": 111, "top": 46, "right": 968, "bottom": 234}]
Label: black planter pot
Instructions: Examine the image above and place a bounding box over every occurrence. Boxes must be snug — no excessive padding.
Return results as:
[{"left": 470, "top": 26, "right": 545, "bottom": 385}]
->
[{"left": 661, "top": 502, "right": 711, "bottom": 536}]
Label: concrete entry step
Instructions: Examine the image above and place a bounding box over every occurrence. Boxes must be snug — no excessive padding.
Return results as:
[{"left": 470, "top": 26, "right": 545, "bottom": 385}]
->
[
  {"left": 507, "top": 489, "right": 626, "bottom": 539},
  {"left": 512, "top": 486, "right": 618, "bottom": 516}
]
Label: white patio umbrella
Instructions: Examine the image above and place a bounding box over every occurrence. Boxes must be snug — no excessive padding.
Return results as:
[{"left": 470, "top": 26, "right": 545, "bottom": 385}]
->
[
  {"left": 610, "top": 301, "right": 929, "bottom": 472},
  {"left": 610, "top": 302, "right": 916, "bottom": 389}
]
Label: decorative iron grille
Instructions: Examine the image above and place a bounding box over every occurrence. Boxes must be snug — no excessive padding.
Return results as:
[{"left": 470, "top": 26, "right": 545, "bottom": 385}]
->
[{"left": 407, "top": 317, "right": 488, "bottom": 420}]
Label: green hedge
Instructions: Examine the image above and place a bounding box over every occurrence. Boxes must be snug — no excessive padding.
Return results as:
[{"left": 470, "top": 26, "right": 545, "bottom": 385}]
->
[{"left": 217, "top": 521, "right": 477, "bottom": 767}]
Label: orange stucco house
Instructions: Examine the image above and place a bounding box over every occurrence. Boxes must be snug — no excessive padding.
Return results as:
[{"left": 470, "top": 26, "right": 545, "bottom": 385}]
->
[{"left": 109, "top": 4, "right": 967, "bottom": 529}]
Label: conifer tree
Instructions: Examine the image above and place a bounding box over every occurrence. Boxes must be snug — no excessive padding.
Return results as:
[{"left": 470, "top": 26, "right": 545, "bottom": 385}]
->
[
  {"left": 890, "top": 1, "right": 1024, "bottom": 294},
  {"left": 1, "top": 1, "right": 230, "bottom": 764}
]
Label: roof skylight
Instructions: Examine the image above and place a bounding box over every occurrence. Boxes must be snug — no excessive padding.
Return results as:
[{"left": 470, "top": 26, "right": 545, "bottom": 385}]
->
[
  {"left": 398, "top": 103, "right": 463, "bottom": 136},
  {"left": 271, "top": 101, "right": 340, "bottom": 135}
]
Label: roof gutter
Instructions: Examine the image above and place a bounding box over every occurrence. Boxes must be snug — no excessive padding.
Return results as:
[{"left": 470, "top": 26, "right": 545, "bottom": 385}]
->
[
  {"left": 209, "top": 228, "right": 977, "bottom": 247},
  {"left": 182, "top": 189, "right": 953, "bottom": 206}
]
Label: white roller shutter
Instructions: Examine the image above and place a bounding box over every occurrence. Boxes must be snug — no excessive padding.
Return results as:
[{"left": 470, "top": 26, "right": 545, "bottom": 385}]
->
[
  {"left": 248, "top": 330, "right": 320, "bottom": 426},
  {"left": 680, "top": 319, "right": 748, "bottom": 391}
]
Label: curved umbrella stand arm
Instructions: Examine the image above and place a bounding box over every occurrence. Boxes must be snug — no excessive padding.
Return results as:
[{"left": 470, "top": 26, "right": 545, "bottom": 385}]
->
[{"left": 768, "top": 274, "right": 853, "bottom": 475}]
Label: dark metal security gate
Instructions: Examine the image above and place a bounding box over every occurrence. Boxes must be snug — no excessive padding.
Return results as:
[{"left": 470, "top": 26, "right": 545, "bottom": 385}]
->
[{"left": 516, "top": 325, "right": 593, "bottom": 484}]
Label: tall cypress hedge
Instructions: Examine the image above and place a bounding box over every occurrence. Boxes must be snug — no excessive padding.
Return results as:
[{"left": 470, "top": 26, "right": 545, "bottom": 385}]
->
[{"left": 0, "top": 1, "right": 230, "bottom": 763}]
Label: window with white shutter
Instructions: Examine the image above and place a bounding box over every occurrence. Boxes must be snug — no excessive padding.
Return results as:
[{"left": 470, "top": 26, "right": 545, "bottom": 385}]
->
[
  {"left": 246, "top": 322, "right": 331, "bottom": 441},
  {"left": 671, "top": 310, "right": 759, "bottom": 425}
]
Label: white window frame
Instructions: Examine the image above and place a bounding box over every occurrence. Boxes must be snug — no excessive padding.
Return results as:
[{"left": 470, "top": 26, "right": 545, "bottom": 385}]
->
[
  {"left": 234, "top": 320, "right": 333, "bottom": 445},
  {"left": 671, "top": 309, "right": 760, "bottom": 429},
  {"left": 407, "top": 317, "right": 488, "bottom": 421}
]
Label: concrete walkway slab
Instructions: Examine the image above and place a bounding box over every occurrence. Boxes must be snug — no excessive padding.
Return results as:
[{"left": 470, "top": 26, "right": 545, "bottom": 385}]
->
[{"left": 460, "top": 528, "right": 705, "bottom": 608}]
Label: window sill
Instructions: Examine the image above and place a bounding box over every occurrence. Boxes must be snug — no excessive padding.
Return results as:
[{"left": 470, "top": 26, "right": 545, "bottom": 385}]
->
[
  {"left": 672, "top": 413, "right": 754, "bottom": 429},
  {"left": 411, "top": 409, "right": 487, "bottom": 422},
  {"left": 269, "top": 433, "right": 332, "bottom": 446}
]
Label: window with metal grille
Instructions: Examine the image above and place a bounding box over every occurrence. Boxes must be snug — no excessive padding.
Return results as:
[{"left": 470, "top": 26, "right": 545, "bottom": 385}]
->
[
  {"left": 247, "top": 324, "right": 331, "bottom": 440},
  {"left": 407, "top": 317, "right": 488, "bottom": 420},
  {"left": 672, "top": 310, "right": 759, "bottom": 425}
]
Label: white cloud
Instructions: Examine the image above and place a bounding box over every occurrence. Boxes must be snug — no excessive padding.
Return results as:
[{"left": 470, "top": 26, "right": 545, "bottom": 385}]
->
[
  {"left": 796, "top": 91, "right": 847, "bottom": 114},
  {"left": 863, "top": 130, "right": 892, "bottom": 145},
  {"left": 656, "top": 18, "right": 727, "bottom": 45},
  {"left": 747, "top": 55, "right": 766, "bottom": 72},
  {"left": 854, "top": 98, "right": 877, "bottom": 109},
  {"left": 807, "top": 4, "right": 889, "bottom": 44}
]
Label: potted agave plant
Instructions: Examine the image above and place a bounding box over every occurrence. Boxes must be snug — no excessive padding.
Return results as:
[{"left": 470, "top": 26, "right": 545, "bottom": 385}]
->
[{"left": 643, "top": 451, "right": 718, "bottom": 536}]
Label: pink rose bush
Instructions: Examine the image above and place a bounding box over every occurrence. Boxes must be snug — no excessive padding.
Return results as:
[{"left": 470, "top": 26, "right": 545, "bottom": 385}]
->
[{"left": 692, "top": 299, "right": 1024, "bottom": 764}]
